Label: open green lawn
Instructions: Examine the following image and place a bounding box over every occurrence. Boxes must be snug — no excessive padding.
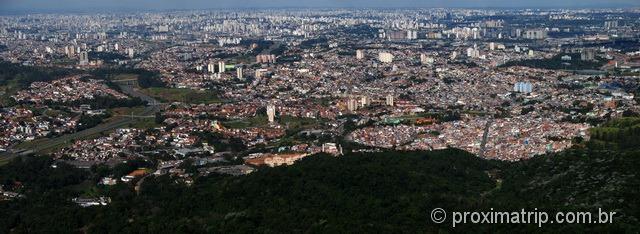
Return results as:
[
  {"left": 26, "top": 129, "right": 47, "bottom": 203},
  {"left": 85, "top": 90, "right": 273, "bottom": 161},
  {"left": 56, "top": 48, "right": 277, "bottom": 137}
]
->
[
  {"left": 279, "top": 115, "right": 324, "bottom": 129},
  {"left": 109, "top": 106, "right": 148, "bottom": 117},
  {"left": 129, "top": 118, "right": 161, "bottom": 129},
  {"left": 223, "top": 115, "right": 269, "bottom": 129},
  {"left": 112, "top": 73, "right": 139, "bottom": 82},
  {"left": 141, "top": 87, "right": 222, "bottom": 104}
]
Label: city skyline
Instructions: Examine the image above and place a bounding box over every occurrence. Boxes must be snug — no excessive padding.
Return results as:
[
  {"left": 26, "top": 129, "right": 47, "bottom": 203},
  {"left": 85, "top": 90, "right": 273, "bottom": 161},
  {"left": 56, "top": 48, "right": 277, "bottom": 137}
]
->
[{"left": 1, "top": 0, "right": 640, "bottom": 13}]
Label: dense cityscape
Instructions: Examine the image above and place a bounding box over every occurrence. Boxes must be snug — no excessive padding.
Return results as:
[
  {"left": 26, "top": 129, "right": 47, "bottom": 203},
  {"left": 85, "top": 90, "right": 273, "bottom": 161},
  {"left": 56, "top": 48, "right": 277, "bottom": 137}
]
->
[{"left": 0, "top": 4, "right": 639, "bottom": 232}]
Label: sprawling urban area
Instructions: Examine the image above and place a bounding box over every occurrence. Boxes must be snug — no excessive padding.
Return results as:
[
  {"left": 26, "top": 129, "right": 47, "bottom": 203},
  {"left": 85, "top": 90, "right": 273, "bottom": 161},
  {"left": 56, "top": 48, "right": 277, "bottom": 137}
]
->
[{"left": 0, "top": 7, "right": 639, "bottom": 216}]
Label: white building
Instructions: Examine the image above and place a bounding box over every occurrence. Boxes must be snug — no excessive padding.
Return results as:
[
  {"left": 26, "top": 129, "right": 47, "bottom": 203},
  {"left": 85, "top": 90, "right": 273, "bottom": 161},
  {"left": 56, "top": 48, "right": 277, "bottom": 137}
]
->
[
  {"left": 218, "top": 61, "right": 226, "bottom": 73},
  {"left": 356, "top": 50, "right": 365, "bottom": 60},
  {"left": 236, "top": 67, "right": 244, "bottom": 79},
  {"left": 266, "top": 104, "right": 276, "bottom": 123},
  {"left": 79, "top": 51, "right": 89, "bottom": 66},
  {"left": 378, "top": 52, "right": 394, "bottom": 63},
  {"left": 386, "top": 94, "right": 394, "bottom": 106}
]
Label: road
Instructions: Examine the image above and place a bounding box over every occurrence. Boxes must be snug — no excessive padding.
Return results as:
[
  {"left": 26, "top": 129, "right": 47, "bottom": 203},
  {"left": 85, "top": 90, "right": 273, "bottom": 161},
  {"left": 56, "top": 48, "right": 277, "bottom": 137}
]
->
[
  {"left": 478, "top": 118, "right": 493, "bottom": 159},
  {"left": 0, "top": 84, "right": 161, "bottom": 161}
]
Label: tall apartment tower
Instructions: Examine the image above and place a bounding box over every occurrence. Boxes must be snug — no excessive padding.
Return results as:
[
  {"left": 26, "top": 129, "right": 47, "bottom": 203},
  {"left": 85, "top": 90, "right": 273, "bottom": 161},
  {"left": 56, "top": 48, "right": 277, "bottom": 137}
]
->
[
  {"left": 218, "top": 61, "right": 226, "bottom": 73},
  {"left": 236, "top": 67, "right": 244, "bottom": 80},
  {"left": 347, "top": 98, "right": 359, "bottom": 112},
  {"left": 79, "top": 51, "right": 89, "bottom": 66},
  {"left": 266, "top": 104, "right": 276, "bottom": 123},
  {"left": 386, "top": 94, "right": 394, "bottom": 106},
  {"left": 356, "top": 50, "right": 365, "bottom": 60}
]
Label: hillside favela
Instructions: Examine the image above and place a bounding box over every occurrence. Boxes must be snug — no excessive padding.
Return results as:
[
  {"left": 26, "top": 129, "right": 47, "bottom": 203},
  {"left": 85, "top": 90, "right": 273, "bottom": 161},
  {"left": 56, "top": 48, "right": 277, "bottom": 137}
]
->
[{"left": 0, "top": 0, "right": 639, "bottom": 233}]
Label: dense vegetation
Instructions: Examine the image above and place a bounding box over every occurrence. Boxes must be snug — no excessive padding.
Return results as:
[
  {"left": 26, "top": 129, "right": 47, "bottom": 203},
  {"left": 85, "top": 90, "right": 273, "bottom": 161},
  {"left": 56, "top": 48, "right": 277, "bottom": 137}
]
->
[
  {"left": 588, "top": 117, "right": 640, "bottom": 150},
  {"left": 500, "top": 53, "right": 607, "bottom": 70},
  {"left": 91, "top": 68, "right": 165, "bottom": 88},
  {"left": 0, "top": 118, "right": 639, "bottom": 233},
  {"left": 45, "top": 96, "right": 147, "bottom": 109},
  {"left": 77, "top": 113, "right": 111, "bottom": 131},
  {"left": 141, "top": 87, "right": 222, "bottom": 104},
  {"left": 88, "top": 52, "right": 128, "bottom": 63},
  {"left": 0, "top": 60, "right": 75, "bottom": 88}
]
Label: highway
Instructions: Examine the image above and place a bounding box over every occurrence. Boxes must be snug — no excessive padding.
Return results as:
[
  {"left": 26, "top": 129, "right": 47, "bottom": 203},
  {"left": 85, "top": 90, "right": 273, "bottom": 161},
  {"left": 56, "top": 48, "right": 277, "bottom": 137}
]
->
[{"left": 0, "top": 84, "right": 161, "bottom": 162}]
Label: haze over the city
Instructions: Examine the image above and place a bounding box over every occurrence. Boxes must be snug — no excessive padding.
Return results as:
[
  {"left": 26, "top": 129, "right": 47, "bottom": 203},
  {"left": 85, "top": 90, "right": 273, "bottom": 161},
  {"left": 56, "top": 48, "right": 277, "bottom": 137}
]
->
[{"left": 1, "top": 0, "right": 640, "bottom": 12}]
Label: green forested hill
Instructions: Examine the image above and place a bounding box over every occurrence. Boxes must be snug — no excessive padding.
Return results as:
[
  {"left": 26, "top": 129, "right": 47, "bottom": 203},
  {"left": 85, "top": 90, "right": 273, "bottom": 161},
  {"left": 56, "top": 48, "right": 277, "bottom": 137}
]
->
[{"left": 1, "top": 126, "right": 639, "bottom": 233}]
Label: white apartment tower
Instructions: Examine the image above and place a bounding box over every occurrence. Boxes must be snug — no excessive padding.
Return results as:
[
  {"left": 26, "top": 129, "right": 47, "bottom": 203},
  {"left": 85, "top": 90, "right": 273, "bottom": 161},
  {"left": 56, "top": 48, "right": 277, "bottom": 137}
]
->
[
  {"left": 218, "top": 61, "right": 226, "bottom": 73},
  {"left": 79, "top": 51, "right": 89, "bottom": 66},
  {"left": 386, "top": 94, "right": 394, "bottom": 106},
  {"left": 356, "top": 50, "right": 365, "bottom": 60},
  {"left": 236, "top": 67, "right": 244, "bottom": 80},
  {"left": 378, "top": 52, "right": 394, "bottom": 63},
  {"left": 266, "top": 104, "right": 276, "bottom": 123}
]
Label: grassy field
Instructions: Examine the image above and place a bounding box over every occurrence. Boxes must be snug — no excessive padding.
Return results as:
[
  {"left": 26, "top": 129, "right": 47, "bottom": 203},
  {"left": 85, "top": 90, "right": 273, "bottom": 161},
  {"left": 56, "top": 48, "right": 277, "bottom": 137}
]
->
[
  {"left": 141, "top": 87, "right": 222, "bottom": 104},
  {"left": 279, "top": 115, "right": 323, "bottom": 130},
  {"left": 223, "top": 115, "right": 269, "bottom": 129},
  {"left": 108, "top": 106, "right": 160, "bottom": 129},
  {"left": 109, "top": 106, "right": 148, "bottom": 117},
  {"left": 112, "top": 73, "right": 139, "bottom": 82},
  {"left": 129, "top": 118, "right": 161, "bottom": 129}
]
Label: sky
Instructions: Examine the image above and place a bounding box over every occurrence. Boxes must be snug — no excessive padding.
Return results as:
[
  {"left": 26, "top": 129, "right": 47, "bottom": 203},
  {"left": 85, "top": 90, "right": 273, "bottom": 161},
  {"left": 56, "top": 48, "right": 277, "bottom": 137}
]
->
[{"left": 1, "top": 0, "right": 639, "bottom": 13}]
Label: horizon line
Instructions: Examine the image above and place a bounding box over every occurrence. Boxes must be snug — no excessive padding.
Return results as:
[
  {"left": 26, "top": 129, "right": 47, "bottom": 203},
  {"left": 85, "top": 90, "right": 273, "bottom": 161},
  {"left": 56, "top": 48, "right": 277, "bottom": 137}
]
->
[{"left": 1, "top": 6, "right": 639, "bottom": 15}]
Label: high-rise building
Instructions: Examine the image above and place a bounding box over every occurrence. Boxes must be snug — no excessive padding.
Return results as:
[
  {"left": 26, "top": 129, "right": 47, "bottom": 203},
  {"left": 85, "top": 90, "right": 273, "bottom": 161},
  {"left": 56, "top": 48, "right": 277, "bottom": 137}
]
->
[
  {"left": 466, "top": 47, "right": 480, "bottom": 58},
  {"left": 406, "top": 30, "right": 418, "bottom": 40},
  {"left": 218, "top": 61, "right": 226, "bottom": 73},
  {"left": 347, "top": 98, "right": 359, "bottom": 112},
  {"left": 604, "top": 20, "right": 619, "bottom": 29},
  {"left": 236, "top": 67, "right": 244, "bottom": 80},
  {"left": 256, "top": 54, "right": 276, "bottom": 63},
  {"left": 266, "top": 104, "right": 276, "bottom": 123},
  {"left": 356, "top": 50, "right": 365, "bottom": 60},
  {"left": 79, "top": 51, "right": 89, "bottom": 66},
  {"left": 208, "top": 63, "right": 216, "bottom": 73},
  {"left": 386, "top": 94, "right": 394, "bottom": 106},
  {"left": 581, "top": 49, "right": 596, "bottom": 61},
  {"left": 481, "top": 20, "right": 504, "bottom": 28},
  {"left": 127, "top": 48, "right": 135, "bottom": 58},
  {"left": 378, "top": 52, "right": 394, "bottom": 63},
  {"left": 360, "top": 96, "right": 370, "bottom": 107},
  {"left": 420, "top": 54, "right": 434, "bottom": 65},
  {"left": 66, "top": 46, "right": 76, "bottom": 57},
  {"left": 489, "top": 42, "right": 496, "bottom": 51},
  {"left": 255, "top": 69, "right": 268, "bottom": 79},
  {"left": 513, "top": 82, "right": 533, "bottom": 93},
  {"left": 523, "top": 29, "right": 547, "bottom": 40}
]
